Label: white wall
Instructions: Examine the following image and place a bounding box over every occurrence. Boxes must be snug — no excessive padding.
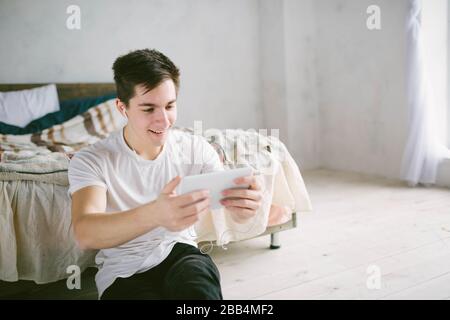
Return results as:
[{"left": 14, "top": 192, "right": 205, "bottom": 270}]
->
[
  {"left": 313, "top": 0, "right": 409, "bottom": 179},
  {"left": 0, "top": 0, "right": 414, "bottom": 178},
  {"left": 259, "top": 0, "right": 410, "bottom": 178},
  {"left": 0, "top": 0, "right": 263, "bottom": 131},
  {"left": 284, "top": 0, "right": 320, "bottom": 170},
  {"left": 259, "top": 0, "right": 320, "bottom": 170}
]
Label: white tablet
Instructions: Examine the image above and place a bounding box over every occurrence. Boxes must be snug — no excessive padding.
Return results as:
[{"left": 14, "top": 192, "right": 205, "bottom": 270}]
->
[{"left": 177, "top": 166, "right": 253, "bottom": 210}]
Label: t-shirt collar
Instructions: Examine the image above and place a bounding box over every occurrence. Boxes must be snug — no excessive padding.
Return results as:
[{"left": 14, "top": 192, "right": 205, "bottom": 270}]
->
[{"left": 119, "top": 126, "right": 169, "bottom": 164}]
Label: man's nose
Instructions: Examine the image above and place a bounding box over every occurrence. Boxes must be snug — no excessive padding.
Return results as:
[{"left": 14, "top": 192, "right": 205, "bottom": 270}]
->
[{"left": 155, "top": 109, "right": 170, "bottom": 126}]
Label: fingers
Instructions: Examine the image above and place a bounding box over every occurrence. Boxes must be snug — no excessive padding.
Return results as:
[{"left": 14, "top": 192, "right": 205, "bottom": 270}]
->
[
  {"left": 182, "top": 197, "right": 211, "bottom": 215},
  {"left": 174, "top": 189, "right": 210, "bottom": 208},
  {"left": 226, "top": 206, "right": 257, "bottom": 220},
  {"left": 220, "top": 198, "right": 259, "bottom": 210},
  {"left": 221, "top": 175, "right": 262, "bottom": 213},
  {"left": 233, "top": 175, "right": 261, "bottom": 191},
  {"left": 177, "top": 200, "right": 211, "bottom": 229},
  {"left": 178, "top": 212, "right": 200, "bottom": 228},
  {"left": 221, "top": 188, "right": 262, "bottom": 201},
  {"left": 162, "top": 176, "right": 182, "bottom": 194}
]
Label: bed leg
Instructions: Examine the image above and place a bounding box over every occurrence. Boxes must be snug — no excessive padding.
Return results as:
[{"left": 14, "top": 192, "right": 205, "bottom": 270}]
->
[{"left": 270, "top": 232, "right": 281, "bottom": 249}]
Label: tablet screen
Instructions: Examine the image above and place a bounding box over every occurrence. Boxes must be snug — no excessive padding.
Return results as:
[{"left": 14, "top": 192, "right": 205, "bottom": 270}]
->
[{"left": 178, "top": 167, "right": 253, "bottom": 210}]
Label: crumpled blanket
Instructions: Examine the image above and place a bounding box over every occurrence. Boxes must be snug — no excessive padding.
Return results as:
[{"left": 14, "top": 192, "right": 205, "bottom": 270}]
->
[{"left": 189, "top": 128, "right": 312, "bottom": 246}]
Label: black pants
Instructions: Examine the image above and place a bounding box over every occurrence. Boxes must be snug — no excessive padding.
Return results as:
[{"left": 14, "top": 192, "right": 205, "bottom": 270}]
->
[{"left": 101, "top": 242, "right": 223, "bottom": 300}]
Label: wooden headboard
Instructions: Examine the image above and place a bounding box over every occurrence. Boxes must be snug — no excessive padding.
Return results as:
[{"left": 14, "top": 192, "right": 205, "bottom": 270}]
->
[{"left": 0, "top": 83, "right": 116, "bottom": 101}]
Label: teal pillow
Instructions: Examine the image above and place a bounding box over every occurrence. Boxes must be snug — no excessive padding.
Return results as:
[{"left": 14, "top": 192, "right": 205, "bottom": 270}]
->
[{"left": 0, "top": 93, "right": 116, "bottom": 135}]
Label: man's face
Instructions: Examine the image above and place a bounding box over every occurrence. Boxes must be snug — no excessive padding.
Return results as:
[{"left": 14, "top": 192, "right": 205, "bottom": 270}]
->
[{"left": 119, "top": 79, "right": 177, "bottom": 147}]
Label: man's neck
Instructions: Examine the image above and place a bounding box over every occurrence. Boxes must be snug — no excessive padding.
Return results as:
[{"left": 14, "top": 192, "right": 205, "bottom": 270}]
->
[{"left": 123, "top": 125, "right": 163, "bottom": 160}]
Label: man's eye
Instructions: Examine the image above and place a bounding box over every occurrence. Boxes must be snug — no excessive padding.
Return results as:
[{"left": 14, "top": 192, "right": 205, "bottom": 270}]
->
[
  {"left": 143, "top": 108, "right": 154, "bottom": 113},
  {"left": 166, "top": 105, "right": 174, "bottom": 110}
]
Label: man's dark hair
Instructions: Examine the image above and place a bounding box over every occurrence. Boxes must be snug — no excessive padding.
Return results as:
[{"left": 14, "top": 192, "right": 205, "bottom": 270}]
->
[{"left": 112, "top": 49, "right": 180, "bottom": 107}]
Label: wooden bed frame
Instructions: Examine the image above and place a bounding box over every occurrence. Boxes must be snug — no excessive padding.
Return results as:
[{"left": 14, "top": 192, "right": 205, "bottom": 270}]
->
[
  {"left": 0, "top": 83, "right": 298, "bottom": 299},
  {"left": 0, "top": 83, "right": 116, "bottom": 100}
]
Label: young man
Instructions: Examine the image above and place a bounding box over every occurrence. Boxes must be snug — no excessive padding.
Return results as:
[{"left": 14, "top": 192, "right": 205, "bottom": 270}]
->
[{"left": 68, "top": 49, "right": 262, "bottom": 300}]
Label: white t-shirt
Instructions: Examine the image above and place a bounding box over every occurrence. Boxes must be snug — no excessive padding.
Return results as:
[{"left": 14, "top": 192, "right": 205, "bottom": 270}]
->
[{"left": 68, "top": 126, "right": 223, "bottom": 298}]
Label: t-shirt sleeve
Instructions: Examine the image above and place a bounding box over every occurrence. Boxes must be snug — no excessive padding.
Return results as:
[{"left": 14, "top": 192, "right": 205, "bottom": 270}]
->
[
  {"left": 68, "top": 149, "right": 107, "bottom": 196},
  {"left": 198, "top": 137, "right": 224, "bottom": 174}
]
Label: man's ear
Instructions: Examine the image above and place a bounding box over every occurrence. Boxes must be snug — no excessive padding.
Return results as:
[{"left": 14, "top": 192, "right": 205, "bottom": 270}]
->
[{"left": 116, "top": 98, "right": 127, "bottom": 115}]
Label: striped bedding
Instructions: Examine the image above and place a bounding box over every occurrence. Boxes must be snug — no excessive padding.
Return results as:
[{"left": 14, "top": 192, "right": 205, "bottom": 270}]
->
[{"left": 0, "top": 98, "right": 125, "bottom": 175}]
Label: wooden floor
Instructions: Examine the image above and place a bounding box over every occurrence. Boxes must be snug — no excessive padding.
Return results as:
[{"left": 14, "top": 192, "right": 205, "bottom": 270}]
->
[
  {"left": 209, "top": 169, "right": 450, "bottom": 300},
  {"left": 2, "top": 169, "right": 449, "bottom": 300}
]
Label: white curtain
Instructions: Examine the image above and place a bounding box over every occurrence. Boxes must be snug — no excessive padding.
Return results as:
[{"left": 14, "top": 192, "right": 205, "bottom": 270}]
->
[{"left": 401, "top": 0, "right": 450, "bottom": 186}]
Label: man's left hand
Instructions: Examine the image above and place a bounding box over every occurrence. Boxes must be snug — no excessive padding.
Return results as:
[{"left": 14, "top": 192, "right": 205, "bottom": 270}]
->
[{"left": 220, "top": 175, "right": 262, "bottom": 223}]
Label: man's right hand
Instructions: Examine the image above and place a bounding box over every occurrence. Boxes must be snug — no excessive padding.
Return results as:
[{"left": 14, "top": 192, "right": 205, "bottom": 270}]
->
[{"left": 150, "top": 176, "right": 211, "bottom": 232}]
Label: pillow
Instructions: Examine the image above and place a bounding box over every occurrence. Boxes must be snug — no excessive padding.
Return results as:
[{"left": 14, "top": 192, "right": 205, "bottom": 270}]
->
[
  {"left": 0, "top": 92, "right": 116, "bottom": 135},
  {"left": 0, "top": 84, "right": 60, "bottom": 128}
]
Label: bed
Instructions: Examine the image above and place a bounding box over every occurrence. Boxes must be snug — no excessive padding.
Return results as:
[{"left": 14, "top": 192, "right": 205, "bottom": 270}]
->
[{"left": 0, "top": 83, "right": 311, "bottom": 299}]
